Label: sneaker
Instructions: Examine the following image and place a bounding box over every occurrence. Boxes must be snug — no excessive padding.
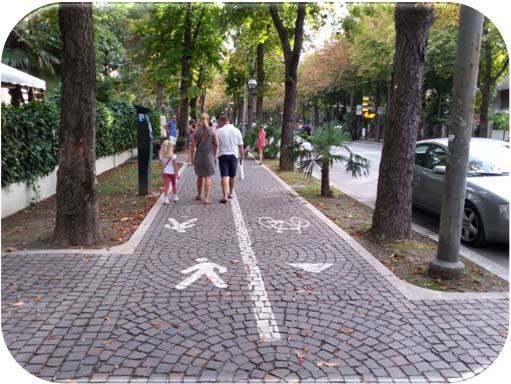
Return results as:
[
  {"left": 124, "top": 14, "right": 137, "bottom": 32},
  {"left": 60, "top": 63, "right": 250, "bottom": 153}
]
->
[
  {"left": 173, "top": 195, "right": 179, "bottom": 202},
  {"left": 164, "top": 198, "right": 170, "bottom": 205}
]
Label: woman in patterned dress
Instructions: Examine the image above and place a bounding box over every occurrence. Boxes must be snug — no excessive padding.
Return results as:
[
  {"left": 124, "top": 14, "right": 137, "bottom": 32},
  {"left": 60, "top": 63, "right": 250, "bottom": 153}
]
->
[{"left": 189, "top": 112, "right": 218, "bottom": 205}]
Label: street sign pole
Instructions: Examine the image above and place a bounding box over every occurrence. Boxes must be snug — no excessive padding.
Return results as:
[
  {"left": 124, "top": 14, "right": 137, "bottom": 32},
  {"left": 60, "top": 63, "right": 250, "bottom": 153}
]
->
[{"left": 428, "top": 6, "right": 484, "bottom": 279}]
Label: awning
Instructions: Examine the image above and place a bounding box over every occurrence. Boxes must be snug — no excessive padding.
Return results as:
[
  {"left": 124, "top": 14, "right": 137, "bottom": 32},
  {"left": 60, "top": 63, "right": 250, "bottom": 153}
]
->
[{"left": 0, "top": 63, "right": 46, "bottom": 90}]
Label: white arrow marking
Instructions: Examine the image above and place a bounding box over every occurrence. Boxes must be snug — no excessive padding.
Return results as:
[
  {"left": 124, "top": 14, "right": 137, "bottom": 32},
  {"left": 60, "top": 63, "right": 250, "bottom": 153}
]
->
[
  {"left": 288, "top": 263, "right": 333, "bottom": 273},
  {"left": 175, "top": 258, "right": 227, "bottom": 290},
  {"left": 164, "top": 217, "right": 198, "bottom": 233}
]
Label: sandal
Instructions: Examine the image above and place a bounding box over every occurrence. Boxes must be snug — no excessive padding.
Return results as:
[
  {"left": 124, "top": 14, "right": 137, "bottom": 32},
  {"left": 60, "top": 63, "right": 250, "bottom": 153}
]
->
[
  {"left": 204, "top": 200, "right": 212, "bottom": 205},
  {"left": 195, "top": 195, "right": 201, "bottom": 201},
  {"left": 227, "top": 193, "right": 234, "bottom": 199},
  {"left": 220, "top": 198, "right": 227, "bottom": 204}
]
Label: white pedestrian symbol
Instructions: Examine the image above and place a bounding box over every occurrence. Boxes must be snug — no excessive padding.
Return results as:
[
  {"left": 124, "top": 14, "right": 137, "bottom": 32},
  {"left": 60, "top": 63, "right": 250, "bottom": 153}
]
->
[
  {"left": 175, "top": 258, "right": 228, "bottom": 290},
  {"left": 258, "top": 216, "right": 310, "bottom": 234},
  {"left": 164, "top": 217, "right": 198, "bottom": 233}
]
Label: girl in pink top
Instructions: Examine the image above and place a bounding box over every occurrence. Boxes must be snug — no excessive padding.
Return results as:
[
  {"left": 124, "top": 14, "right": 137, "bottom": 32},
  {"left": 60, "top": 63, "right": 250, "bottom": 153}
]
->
[{"left": 256, "top": 126, "right": 267, "bottom": 164}]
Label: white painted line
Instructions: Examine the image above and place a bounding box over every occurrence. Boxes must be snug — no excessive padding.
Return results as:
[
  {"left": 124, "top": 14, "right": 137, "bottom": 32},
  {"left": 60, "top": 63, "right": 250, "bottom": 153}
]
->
[
  {"left": 230, "top": 195, "right": 281, "bottom": 341},
  {"left": 288, "top": 263, "right": 333, "bottom": 273},
  {"left": 175, "top": 258, "right": 227, "bottom": 290}
]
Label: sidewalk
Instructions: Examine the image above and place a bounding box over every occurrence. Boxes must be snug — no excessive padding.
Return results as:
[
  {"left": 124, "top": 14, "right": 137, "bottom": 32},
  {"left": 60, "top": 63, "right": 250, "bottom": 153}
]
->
[{"left": 1, "top": 158, "right": 509, "bottom": 383}]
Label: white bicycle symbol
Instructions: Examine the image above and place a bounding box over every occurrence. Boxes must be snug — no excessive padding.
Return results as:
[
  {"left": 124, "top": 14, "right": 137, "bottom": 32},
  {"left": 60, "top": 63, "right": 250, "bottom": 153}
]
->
[{"left": 258, "top": 216, "right": 310, "bottom": 234}]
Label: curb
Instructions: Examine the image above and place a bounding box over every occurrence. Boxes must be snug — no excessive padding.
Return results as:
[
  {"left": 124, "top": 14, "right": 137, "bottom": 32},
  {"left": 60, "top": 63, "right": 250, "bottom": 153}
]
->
[
  {"left": 327, "top": 179, "right": 509, "bottom": 282},
  {"left": 260, "top": 161, "right": 508, "bottom": 301},
  {"left": 1, "top": 161, "right": 188, "bottom": 257}
]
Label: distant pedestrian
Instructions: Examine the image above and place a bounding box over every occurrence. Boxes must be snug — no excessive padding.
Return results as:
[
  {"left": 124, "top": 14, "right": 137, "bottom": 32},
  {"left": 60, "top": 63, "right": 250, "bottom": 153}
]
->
[
  {"left": 167, "top": 114, "right": 177, "bottom": 145},
  {"left": 216, "top": 115, "right": 243, "bottom": 203},
  {"left": 189, "top": 113, "right": 218, "bottom": 205},
  {"left": 159, "top": 140, "right": 180, "bottom": 204},
  {"left": 187, "top": 118, "right": 196, "bottom": 164},
  {"left": 256, "top": 126, "right": 267, "bottom": 165}
]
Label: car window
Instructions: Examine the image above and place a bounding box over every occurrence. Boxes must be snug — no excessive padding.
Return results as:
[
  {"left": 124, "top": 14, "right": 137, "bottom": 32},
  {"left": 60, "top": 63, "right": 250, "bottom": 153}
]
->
[
  {"left": 423, "top": 145, "right": 447, "bottom": 170},
  {"left": 415, "top": 144, "right": 429, "bottom": 167}
]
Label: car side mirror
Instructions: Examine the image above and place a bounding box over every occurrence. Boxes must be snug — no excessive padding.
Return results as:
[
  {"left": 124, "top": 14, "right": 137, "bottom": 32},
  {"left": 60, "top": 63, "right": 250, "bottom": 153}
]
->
[{"left": 433, "top": 165, "right": 446, "bottom": 174}]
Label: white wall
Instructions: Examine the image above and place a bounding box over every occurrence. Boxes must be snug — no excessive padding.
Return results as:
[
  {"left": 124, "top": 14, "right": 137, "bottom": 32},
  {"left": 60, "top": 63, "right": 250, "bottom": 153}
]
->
[{"left": 1, "top": 148, "right": 138, "bottom": 218}]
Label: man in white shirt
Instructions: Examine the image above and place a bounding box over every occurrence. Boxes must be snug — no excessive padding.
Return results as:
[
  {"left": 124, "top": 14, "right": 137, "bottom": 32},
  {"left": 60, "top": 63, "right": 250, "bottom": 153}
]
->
[{"left": 216, "top": 116, "right": 244, "bottom": 203}]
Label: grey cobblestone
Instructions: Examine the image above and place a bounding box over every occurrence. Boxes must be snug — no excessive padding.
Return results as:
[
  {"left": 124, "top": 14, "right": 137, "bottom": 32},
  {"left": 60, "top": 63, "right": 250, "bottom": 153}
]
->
[{"left": 2, "top": 159, "right": 508, "bottom": 382}]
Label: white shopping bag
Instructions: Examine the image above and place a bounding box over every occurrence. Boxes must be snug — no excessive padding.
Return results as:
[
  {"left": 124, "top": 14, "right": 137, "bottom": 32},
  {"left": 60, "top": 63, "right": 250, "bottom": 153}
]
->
[{"left": 239, "top": 163, "right": 245, "bottom": 180}]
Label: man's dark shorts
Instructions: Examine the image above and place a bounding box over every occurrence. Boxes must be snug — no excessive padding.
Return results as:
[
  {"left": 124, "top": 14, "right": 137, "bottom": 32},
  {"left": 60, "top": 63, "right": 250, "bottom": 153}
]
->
[{"left": 218, "top": 154, "right": 238, "bottom": 178}]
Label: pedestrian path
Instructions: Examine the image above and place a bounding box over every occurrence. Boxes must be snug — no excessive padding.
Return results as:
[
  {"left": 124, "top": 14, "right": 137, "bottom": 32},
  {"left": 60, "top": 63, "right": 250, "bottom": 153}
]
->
[{"left": 1, "top": 158, "right": 508, "bottom": 383}]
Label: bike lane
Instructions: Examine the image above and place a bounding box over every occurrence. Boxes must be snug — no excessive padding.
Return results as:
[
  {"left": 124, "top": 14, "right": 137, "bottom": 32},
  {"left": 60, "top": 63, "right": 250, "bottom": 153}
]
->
[{"left": 233, "top": 160, "right": 509, "bottom": 382}]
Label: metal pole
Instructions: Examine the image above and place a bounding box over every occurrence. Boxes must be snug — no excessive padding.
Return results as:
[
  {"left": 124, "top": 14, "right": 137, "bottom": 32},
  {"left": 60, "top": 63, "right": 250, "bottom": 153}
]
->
[
  {"left": 428, "top": 6, "right": 484, "bottom": 279},
  {"left": 247, "top": 88, "right": 254, "bottom": 135}
]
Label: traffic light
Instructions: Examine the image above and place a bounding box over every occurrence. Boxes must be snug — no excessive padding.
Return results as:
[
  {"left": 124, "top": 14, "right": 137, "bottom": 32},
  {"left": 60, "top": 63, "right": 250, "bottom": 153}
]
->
[{"left": 362, "top": 96, "right": 376, "bottom": 119}]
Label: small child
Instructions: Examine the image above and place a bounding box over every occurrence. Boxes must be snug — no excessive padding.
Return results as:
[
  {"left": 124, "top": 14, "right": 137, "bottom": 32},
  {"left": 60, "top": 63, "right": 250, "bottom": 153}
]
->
[{"left": 159, "top": 140, "right": 180, "bottom": 204}]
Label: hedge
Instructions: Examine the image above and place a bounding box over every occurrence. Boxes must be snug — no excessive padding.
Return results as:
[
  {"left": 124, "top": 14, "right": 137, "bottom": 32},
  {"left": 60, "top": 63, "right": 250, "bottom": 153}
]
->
[{"left": 1, "top": 100, "right": 139, "bottom": 187}]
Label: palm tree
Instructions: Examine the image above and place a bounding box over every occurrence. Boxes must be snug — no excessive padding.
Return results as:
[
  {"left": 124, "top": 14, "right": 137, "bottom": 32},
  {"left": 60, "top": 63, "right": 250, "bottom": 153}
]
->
[{"left": 296, "top": 125, "right": 369, "bottom": 197}]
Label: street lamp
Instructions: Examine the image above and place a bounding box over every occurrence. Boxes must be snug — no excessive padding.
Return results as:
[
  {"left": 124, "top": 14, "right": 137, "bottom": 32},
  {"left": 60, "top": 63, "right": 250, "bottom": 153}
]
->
[{"left": 246, "top": 79, "right": 257, "bottom": 136}]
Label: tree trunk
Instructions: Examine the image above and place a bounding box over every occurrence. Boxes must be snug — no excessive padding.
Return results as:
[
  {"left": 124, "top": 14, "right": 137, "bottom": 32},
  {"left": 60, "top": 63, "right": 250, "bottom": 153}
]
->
[
  {"left": 155, "top": 82, "right": 164, "bottom": 112},
  {"left": 199, "top": 88, "right": 206, "bottom": 114},
  {"left": 270, "top": 4, "right": 306, "bottom": 171},
  {"left": 256, "top": 42, "right": 265, "bottom": 123},
  {"left": 478, "top": 31, "right": 492, "bottom": 138},
  {"left": 371, "top": 3, "right": 434, "bottom": 241},
  {"left": 53, "top": 3, "right": 101, "bottom": 246},
  {"left": 312, "top": 97, "right": 319, "bottom": 130},
  {"left": 178, "top": 4, "right": 193, "bottom": 138},
  {"left": 189, "top": 97, "right": 197, "bottom": 121},
  {"left": 321, "top": 159, "right": 331, "bottom": 197}
]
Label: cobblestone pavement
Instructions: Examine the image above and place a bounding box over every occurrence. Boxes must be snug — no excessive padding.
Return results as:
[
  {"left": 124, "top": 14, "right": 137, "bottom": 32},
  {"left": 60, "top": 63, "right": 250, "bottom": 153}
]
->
[{"left": 2, "top": 159, "right": 509, "bottom": 383}]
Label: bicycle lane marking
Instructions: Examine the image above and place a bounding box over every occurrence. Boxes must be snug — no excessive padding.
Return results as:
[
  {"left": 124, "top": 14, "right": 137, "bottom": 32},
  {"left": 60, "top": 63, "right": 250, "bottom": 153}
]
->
[{"left": 230, "top": 194, "right": 282, "bottom": 341}]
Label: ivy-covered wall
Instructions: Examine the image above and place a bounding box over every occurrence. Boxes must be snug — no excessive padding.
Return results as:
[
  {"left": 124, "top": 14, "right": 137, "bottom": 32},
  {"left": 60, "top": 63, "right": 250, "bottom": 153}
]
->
[{"left": 1, "top": 100, "right": 138, "bottom": 187}]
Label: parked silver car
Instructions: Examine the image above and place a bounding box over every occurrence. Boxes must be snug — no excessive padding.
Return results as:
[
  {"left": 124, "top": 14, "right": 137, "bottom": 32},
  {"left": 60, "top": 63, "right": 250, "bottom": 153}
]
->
[{"left": 413, "top": 138, "right": 510, "bottom": 246}]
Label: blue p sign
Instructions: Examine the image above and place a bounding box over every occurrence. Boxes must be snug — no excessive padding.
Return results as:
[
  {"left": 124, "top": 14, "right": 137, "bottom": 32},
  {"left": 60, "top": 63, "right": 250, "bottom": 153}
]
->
[{"left": 137, "top": 113, "right": 146, "bottom": 123}]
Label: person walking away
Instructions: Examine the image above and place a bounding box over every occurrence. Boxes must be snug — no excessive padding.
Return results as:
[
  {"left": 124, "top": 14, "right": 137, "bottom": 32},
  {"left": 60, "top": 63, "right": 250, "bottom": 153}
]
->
[
  {"left": 167, "top": 114, "right": 177, "bottom": 145},
  {"left": 256, "top": 126, "right": 267, "bottom": 165},
  {"left": 216, "top": 115, "right": 243, "bottom": 203},
  {"left": 187, "top": 118, "right": 196, "bottom": 164},
  {"left": 159, "top": 140, "right": 180, "bottom": 204},
  {"left": 189, "top": 113, "right": 218, "bottom": 205}
]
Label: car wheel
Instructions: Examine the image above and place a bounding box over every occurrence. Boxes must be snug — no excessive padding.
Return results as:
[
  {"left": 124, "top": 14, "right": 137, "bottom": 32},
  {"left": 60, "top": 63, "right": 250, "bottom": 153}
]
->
[{"left": 461, "top": 202, "right": 486, "bottom": 246}]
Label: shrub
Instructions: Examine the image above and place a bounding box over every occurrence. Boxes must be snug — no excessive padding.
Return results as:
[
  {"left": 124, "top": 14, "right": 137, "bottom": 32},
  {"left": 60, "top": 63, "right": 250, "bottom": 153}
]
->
[
  {"left": 1, "top": 101, "right": 59, "bottom": 187},
  {"left": 2, "top": 100, "right": 138, "bottom": 187}
]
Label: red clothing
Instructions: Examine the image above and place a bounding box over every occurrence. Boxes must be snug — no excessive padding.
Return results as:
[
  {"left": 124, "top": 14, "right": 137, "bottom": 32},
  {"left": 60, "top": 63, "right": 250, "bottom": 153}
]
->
[
  {"left": 257, "top": 130, "right": 266, "bottom": 149},
  {"left": 163, "top": 173, "right": 177, "bottom": 195}
]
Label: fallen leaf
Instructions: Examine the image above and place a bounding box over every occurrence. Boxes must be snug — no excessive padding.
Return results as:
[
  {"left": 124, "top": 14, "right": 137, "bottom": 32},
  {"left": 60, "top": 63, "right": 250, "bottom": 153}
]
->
[
  {"left": 14, "top": 226, "right": 26, "bottom": 233},
  {"left": 170, "top": 323, "right": 181, "bottom": 329},
  {"left": 45, "top": 335, "right": 59, "bottom": 341},
  {"left": 230, "top": 260, "right": 240, "bottom": 264},
  {"left": 4, "top": 247, "right": 18, "bottom": 253},
  {"left": 153, "top": 323, "right": 163, "bottom": 330},
  {"left": 317, "top": 360, "right": 339, "bottom": 368},
  {"left": 120, "top": 217, "right": 129, "bottom": 222},
  {"left": 83, "top": 256, "right": 92, "bottom": 263},
  {"left": 13, "top": 301, "right": 24, "bottom": 308},
  {"left": 288, "top": 380, "right": 299, "bottom": 384},
  {"left": 295, "top": 350, "right": 305, "bottom": 363},
  {"left": 34, "top": 295, "right": 41, "bottom": 303},
  {"left": 65, "top": 380, "right": 78, "bottom": 384},
  {"left": 259, "top": 335, "right": 267, "bottom": 342},
  {"left": 303, "top": 345, "right": 309, "bottom": 353},
  {"left": 339, "top": 327, "right": 353, "bottom": 334},
  {"left": 500, "top": 330, "right": 508, "bottom": 337},
  {"left": 104, "top": 315, "right": 110, "bottom": 321},
  {"left": 103, "top": 340, "right": 113, "bottom": 345}
]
